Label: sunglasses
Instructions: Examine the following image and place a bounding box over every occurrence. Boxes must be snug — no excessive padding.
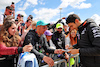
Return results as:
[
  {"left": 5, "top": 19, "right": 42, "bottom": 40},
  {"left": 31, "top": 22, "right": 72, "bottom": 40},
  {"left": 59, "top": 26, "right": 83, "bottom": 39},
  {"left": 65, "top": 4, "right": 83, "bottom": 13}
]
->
[
  {"left": 9, "top": 11, "right": 12, "bottom": 14},
  {"left": 58, "top": 28, "right": 63, "bottom": 29}
]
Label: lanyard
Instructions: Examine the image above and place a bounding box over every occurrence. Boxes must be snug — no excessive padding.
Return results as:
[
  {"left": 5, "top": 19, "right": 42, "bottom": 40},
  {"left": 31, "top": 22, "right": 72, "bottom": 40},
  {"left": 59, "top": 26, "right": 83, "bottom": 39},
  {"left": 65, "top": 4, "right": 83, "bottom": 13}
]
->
[
  {"left": 20, "top": 52, "right": 29, "bottom": 60},
  {"left": 18, "top": 52, "right": 29, "bottom": 65}
]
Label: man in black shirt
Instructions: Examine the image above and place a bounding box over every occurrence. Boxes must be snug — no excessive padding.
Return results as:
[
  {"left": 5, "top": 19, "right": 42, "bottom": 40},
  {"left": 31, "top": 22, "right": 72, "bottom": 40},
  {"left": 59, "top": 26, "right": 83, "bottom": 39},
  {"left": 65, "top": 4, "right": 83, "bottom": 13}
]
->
[
  {"left": 66, "top": 14, "right": 100, "bottom": 67},
  {"left": 52, "top": 23, "right": 65, "bottom": 49}
]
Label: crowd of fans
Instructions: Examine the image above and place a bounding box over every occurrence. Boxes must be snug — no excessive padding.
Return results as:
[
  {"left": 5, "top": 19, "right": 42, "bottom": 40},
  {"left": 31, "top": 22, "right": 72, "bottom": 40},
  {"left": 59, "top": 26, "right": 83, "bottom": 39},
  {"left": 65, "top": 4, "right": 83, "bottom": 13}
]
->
[
  {"left": 0, "top": 2, "right": 72, "bottom": 67},
  {"left": 1, "top": 2, "right": 100, "bottom": 67}
]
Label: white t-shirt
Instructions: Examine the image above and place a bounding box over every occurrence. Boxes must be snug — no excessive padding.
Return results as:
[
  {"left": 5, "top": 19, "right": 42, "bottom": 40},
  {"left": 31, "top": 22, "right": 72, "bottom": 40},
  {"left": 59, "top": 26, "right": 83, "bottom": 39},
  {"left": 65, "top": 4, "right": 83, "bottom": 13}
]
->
[
  {"left": 65, "top": 35, "right": 70, "bottom": 46},
  {"left": 0, "top": 15, "right": 3, "bottom": 25},
  {"left": 49, "top": 39, "right": 56, "bottom": 49}
]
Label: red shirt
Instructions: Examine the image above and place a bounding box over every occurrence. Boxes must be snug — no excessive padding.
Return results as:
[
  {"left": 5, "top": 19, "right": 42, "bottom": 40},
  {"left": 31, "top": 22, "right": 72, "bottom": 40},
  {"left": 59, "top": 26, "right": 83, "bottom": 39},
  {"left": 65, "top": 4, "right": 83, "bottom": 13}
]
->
[{"left": 0, "top": 43, "right": 18, "bottom": 56}]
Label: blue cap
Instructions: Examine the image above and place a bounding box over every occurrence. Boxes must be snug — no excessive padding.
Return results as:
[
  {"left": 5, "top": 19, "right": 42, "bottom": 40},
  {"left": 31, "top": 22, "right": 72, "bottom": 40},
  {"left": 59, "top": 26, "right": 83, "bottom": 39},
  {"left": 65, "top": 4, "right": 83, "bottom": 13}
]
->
[{"left": 36, "top": 20, "right": 49, "bottom": 27}]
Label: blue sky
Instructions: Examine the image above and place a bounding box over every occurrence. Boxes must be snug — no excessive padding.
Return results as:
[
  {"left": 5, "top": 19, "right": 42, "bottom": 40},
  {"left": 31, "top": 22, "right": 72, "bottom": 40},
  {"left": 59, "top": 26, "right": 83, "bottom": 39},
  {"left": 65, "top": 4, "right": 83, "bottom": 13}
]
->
[{"left": 0, "top": 0, "right": 100, "bottom": 25}]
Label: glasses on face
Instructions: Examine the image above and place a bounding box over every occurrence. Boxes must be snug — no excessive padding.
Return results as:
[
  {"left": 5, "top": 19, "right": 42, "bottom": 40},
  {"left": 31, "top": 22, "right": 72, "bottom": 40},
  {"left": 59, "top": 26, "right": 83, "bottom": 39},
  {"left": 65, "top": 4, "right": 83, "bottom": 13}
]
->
[
  {"left": 42, "top": 26, "right": 47, "bottom": 29},
  {"left": 9, "top": 11, "right": 12, "bottom": 14},
  {"left": 58, "top": 28, "right": 62, "bottom": 29},
  {"left": 29, "top": 21, "right": 31, "bottom": 23}
]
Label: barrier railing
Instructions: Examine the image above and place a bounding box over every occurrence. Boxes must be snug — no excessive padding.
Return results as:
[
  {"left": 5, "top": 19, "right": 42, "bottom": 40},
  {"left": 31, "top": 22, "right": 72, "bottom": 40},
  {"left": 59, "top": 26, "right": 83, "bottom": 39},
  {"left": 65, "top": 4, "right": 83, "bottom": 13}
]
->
[
  {"left": 41, "top": 53, "right": 79, "bottom": 67},
  {"left": 68, "top": 53, "right": 79, "bottom": 67},
  {"left": 41, "top": 59, "right": 67, "bottom": 67}
]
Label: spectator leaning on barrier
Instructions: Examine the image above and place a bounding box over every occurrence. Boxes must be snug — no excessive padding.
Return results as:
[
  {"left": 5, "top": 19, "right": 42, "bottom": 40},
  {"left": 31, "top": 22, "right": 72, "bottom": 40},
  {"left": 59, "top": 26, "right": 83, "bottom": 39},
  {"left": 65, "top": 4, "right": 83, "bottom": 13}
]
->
[
  {"left": 44, "top": 30, "right": 56, "bottom": 57},
  {"left": 23, "top": 20, "right": 69, "bottom": 67},
  {"left": 66, "top": 14, "right": 100, "bottom": 67},
  {"left": 44, "top": 30, "right": 69, "bottom": 67},
  {"left": 0, "top": 20, "right": 33, "bottom": 67},
  {"left": 44, "top": 30, "right": 56, "bottom": 49},
  {"left": 51, "top": 22, "right": 69, "bottom": 67}
]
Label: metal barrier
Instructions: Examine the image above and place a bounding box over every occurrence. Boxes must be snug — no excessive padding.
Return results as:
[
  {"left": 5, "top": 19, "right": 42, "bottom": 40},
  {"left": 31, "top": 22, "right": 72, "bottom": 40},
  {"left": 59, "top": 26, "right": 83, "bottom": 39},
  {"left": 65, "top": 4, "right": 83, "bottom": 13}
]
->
[
  {"left": 41, "top": 53, "right": 79, "bottom": 67},
  {"left": 41, "top": 59, "right": 67, "bottom": 67},
  {"left": 68, "top": 53, "right": 79, "bottom": 67}
]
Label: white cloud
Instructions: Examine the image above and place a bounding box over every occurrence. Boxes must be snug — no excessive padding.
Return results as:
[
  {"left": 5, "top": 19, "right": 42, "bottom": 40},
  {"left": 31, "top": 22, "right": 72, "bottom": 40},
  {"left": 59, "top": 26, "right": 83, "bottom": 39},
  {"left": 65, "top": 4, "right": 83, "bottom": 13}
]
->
[
  {"left": 18, "top": 0, "right": 38, "bottom": 10},
  {"left": 31, "top": 0, "right": 92, "bottom": 23},
  {"left": 58, "top": 0, "right": 69, "bottom": 8},
  {"left": 0, "top": 0, "right": 21, "bottom": 9},
  {"left": 72, "top": 2, "right": 91, "bottom": 9},
  {"left": 18, "top": 2, "right": 30, "bottom": 10},
  {"left": 19, "top": 1, "right": 24, "bottom": 6},
  {"left": 32, "top": 8, "right": 59, "bottom": 23},
  {"left": 0, "top": 11, "right": 3, "bottom": 15},
  {"left": 67, "top": 12, "right": 74, "bottom": 16},
  {"left": 91, "top": 14, "right": 100, "bottom": 26},
  {"left": 58, "top": 0, "right": 91, "bottom": 9},
  {"left": 16, "top": 11, "right": 27, "bottom": 17},
  {"left": 39, "top": 0, "right": 45, "bottom": 5},
  {"left": 27, "top": 0, "right": 38, "bottom": 5}
]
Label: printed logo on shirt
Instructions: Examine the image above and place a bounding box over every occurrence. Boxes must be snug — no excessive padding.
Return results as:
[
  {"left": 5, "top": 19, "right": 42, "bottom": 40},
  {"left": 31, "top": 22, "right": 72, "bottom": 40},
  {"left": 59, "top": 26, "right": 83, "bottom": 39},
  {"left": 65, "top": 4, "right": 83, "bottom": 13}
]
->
[
  {"left": 57, "top": 38, "right": 63, "bottom": 45},
  {"left": 77, "top": 32, "right": 80, "bottom": 40},
  {"left": 58, "top": 41, "right": 62, "bottom": 45},
  {"left": 81, "top": 28, "right": 86, "bottom": 35},
  {"left": 92, "top": 27, "right": 100, "bottom": 38}
]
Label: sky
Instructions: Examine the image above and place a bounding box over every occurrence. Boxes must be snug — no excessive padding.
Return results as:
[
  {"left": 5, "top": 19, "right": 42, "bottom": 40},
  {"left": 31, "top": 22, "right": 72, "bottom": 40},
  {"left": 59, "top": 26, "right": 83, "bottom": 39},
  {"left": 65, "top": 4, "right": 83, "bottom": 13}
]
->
[{"left": 0, "top": 0, "right": 100, "bottom": 25}]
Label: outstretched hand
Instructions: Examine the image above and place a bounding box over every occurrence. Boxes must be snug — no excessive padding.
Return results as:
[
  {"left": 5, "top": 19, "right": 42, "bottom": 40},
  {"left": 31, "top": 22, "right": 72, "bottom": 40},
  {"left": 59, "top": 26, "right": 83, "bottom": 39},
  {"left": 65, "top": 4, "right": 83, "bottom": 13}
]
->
[
  {"left": 54, "top": 49, "right": 65, "bottom": 54},
  {"left": 23, "top": 44, "right": 33, "bottom": 52},
  {"left": 68, "top": 49, "right": 79, "bottom": 55},
  {"left": 43, "top": 56, "right": 54, "bottom": 66}
]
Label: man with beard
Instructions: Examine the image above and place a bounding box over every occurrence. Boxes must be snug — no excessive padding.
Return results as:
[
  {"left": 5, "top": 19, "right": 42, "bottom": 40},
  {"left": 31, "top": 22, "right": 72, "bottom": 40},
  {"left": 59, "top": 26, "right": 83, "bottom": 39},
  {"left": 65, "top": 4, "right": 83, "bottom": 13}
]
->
[{"left": 52, "top": 23, "right": 65, "bottom": 49}]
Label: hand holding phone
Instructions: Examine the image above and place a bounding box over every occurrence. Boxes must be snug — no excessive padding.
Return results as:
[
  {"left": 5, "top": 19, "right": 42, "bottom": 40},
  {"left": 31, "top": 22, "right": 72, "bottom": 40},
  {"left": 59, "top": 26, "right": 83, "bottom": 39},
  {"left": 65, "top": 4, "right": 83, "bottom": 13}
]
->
[{"left": 21, "top": 23, "right": 25, "bottom": 26}]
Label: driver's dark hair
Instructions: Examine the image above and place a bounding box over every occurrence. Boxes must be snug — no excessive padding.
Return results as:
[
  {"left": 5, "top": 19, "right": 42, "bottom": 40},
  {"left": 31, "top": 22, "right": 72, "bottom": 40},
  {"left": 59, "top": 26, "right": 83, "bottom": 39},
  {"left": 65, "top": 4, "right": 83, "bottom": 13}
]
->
[{"left": 66, "top": 14, "right": 81, "bottom": 24}]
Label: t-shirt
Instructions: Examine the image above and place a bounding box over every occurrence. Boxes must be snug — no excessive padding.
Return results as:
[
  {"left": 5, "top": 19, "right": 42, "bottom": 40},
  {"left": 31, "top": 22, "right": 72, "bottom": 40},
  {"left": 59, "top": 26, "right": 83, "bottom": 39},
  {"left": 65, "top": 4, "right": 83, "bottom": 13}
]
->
[
  {"left": 65, "top": 35, "right": 70, "bottom": 46},
  {"left": 0, "top": 15, "right": 3, "bottom": 25}
]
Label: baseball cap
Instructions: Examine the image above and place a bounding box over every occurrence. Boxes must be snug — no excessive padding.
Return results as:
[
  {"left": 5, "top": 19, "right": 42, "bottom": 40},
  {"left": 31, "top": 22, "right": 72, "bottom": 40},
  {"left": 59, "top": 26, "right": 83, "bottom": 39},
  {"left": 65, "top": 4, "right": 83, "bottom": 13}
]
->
[
  {"left": 36, "top": 20, "right": 49, "bottom": 27},
  {"left": 17, "top": 14, "right": 24, "bottom": 17},
  {"left": 29, "top": 15, "right": 33, "bottom": 19},
  {"left": 6, "top": 6, "right": 13, "bottom": 10},
  {"left": 44, "top": 30, "right": 53, "bottom": 36},
  {"left": 56, "top": 23, "right": 63, "bottom": 29}
]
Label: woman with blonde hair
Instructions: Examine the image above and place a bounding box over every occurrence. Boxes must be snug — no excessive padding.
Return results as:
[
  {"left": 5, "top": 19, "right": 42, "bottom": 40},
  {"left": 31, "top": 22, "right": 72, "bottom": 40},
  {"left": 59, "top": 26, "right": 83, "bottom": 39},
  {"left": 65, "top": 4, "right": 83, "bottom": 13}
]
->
[{"left": 69, "top": 29, "right": 77, "bottom": 46}]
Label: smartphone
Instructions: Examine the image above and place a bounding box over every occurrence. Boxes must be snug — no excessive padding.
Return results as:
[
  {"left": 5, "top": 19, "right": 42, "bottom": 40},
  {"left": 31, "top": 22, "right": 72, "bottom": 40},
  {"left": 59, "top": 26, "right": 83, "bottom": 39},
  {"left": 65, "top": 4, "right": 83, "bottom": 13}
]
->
[{"left": 21, "top": 23, "right": 25, "bottom": 26}]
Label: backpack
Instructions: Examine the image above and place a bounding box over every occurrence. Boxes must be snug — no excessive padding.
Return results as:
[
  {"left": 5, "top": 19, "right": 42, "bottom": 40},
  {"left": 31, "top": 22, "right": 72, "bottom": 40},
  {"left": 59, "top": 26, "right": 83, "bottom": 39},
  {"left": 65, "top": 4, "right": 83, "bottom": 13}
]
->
[{"left": 17, "top": 52, "right": 39, "bottom": 67}]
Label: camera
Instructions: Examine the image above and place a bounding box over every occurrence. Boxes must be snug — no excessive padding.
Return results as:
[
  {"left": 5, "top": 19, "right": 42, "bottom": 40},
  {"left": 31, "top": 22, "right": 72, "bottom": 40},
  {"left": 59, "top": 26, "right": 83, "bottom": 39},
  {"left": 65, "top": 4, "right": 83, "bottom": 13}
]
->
[
  {"left": 21, "top": 23, "right": 25, "bottom": 26},
  {"left": 12, "top": 2, "right": 14, "bottom": 4}
]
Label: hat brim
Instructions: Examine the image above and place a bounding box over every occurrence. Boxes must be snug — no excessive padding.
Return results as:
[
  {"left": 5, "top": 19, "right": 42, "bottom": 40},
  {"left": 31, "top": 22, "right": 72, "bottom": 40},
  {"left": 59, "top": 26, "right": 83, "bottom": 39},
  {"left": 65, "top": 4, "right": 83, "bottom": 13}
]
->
[
  {"left": 42, "top": 23, "right": 49, "bottom": 26},
  {"left": 47, "top": 33, "right": 53, "bottom": 36},
  {"left": 36, "top": 23, "right": 49, "bottom": 27},
  {"left": 57, "top": 26, "right": 63, "bottom": 29}
]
